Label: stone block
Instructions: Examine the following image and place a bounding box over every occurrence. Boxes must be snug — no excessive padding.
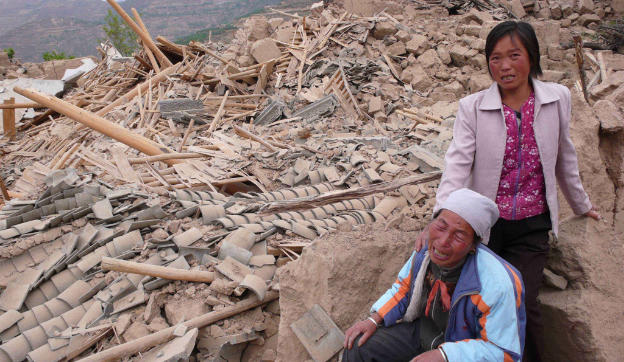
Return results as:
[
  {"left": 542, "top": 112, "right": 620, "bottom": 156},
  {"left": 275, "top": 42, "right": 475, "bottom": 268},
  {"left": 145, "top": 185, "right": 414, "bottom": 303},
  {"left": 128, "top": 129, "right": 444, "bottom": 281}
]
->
[
  {"left": 268, "top": 18, "right": 284, "bottom": 30},
  {"left": 537, "top": 7, "right": 553, "bottom": 19},
  {"left": 343, "top": 0, "right": 376, "bottom": 16},
  {"left": 409, "top": 65, "right": 432, "bottom": 92},
  {"left": 0, "top": 52, "right": 10, "bottom": 67},
  {"left": 464, "top": 25, "right": 481, "bottom": 37},
  {"left": 593, "top": 100, "right": 624, "bottom": 133},
  {"left": 467, "top": 73, "right": 492, "bottom": 93},
  {"left": 386, "top": 42, "right": 406, "bottom": 56},
  {"left": 531, "top": 21, "right": 561, "bottom": 54},
  {"left": 561, "top": 3, "right": 574, "bottom": 17},
  {"left": 21, "top": 63, "right": 44, "bottom": 78},
  {"left": 395, "top": 30, "right": 412, "bottom": 43},
  {"left": 164, "top": 298, "right": 210, "bottom": 326},
  {"left": 443, "top": 80, "right": 464, "bottom": 97},
  {"left": 373, "top": 22, "right": 398, "bottom": 39},
  {"left": 275, "top": 26, "right": 295, "bottom": 43},
  {"left": 577, "top": 0, "right": 594, "bottom": 14},
  {"left": 579, "top": 14, "right": 600, "bottom": 27},
  {"left": 470, "top": 38, "right": 486, "bottom": 52},
  {"left": 459, "top": 9, "right": 494, "bottom": 25},
  {"left": 510, "top": 0, "right": 527, "bottom": 18},
  {"left": 251, "top": 38, "right": 282, "bottom": 64},
  {"left": 607, "top": 84, "right": 624, "bottom": 108},
  {"left": 547, "top": 44, "right": 564, "bottom": 61},
  {"left": 436, "top": 47, "right": 452, "bottom": 65},
  {"left": 310, "top": 1, "right": 324, "bottom": 17},
  {"left": 541, "top": 70, "right": 565, "bottom": 83},
  {"left": 417, "top": 49, "right": 441, "bottom": 68},
  {"left": 468, "top": 54, "right": 487, "bottom": 69},
  {"left": 245, "top": 16, "right": 271, "bottom": 41},
  {"left": 368, "top": 96, "right": 383, "bottom": 114},
  {"left": 449, "top": 44, "right": 470, "bottom": 67},
  {"left": 551, "top": 5, "right": 563, "bottom": 19},
  {"left": 405, "top": 35, "right": 428, "bottom": 56}
]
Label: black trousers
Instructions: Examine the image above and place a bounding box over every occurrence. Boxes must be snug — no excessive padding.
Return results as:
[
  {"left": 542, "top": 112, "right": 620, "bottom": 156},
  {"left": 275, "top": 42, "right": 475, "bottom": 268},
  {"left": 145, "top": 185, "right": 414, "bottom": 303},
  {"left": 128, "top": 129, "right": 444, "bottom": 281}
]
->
[
  {"left": 487, "top": 212, "right": 551, "bottom": 362},
  {"left": 342, "top": 321, "right": 423, "bottom": 362}
]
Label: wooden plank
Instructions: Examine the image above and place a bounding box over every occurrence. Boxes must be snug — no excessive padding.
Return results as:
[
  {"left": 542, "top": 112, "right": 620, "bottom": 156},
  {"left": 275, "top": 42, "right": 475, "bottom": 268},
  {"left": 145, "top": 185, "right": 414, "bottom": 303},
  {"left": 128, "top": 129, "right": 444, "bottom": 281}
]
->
[
  {"left": 3, "top": 98, "right": 16, "bottom": 141},
  {"left": 111, "top": 146, "right": 140, "bottom": 183}
]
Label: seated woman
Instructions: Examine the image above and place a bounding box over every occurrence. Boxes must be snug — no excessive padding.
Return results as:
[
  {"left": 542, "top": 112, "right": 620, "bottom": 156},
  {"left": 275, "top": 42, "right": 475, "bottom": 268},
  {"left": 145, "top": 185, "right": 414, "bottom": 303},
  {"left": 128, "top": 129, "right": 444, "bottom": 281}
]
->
[{"left": 342, "top": 188, "right": 526, "bottom": 362}]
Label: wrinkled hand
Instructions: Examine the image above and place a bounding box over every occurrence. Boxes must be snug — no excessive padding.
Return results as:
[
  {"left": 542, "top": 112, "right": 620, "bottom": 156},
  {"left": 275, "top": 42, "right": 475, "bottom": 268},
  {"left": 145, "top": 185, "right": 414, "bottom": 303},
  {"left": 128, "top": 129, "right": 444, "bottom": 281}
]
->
[
  {"left": 584, "top": 206, "right": 601, "bottom": 221},
  {"left": 343, "top": 319, "right": 377, "bottom": 349},
  {"left": 415, "top": 224, "right": 430, "bottom": 252},
  {"left": 410, "top": 349, "right": 446, "bottom": 362}
]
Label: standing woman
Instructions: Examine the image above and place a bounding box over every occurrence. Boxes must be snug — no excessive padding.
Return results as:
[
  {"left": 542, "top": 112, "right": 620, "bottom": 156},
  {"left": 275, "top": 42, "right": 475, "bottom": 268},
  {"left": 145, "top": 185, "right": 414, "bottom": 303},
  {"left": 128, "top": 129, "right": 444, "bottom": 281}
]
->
[{"left": 415, "top": 21, "right": 600, "bottom": 362}]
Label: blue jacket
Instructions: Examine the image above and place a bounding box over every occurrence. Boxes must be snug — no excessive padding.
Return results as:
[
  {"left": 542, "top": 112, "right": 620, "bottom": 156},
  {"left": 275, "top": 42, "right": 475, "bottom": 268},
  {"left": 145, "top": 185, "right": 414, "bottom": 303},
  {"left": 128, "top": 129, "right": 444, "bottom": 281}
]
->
[{"left": 371, "top": 244, "right": 526, "bottom": 362}]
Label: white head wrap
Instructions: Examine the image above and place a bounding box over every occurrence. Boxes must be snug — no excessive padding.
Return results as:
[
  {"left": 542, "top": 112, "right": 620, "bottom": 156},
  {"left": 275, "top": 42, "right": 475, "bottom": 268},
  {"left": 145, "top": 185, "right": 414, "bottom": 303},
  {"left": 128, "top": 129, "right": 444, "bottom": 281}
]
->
[
  {"left": 404, "top": 189, "right": 499, "bottom": 322},
  {"left": 434, "top": 188, "right": 499, "bottom": 239}
]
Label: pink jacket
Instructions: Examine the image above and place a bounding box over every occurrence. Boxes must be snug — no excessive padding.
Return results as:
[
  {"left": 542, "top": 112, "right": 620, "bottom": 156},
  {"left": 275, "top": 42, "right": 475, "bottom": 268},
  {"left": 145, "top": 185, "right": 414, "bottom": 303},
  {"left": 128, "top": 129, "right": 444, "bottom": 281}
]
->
[{"left": 434, "top": 79, "right": 592, "bottom": 241}]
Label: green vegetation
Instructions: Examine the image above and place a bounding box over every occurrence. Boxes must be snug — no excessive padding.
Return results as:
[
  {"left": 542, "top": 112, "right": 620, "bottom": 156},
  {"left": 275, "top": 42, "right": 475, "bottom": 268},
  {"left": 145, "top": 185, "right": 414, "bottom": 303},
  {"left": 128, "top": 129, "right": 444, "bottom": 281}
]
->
[
  {"left": 42, "top": 51, "right": 75, "bottom": 61},
  {"left": 101, "top": 9, "right": 140, "bottom": 56},
  {"left": 3, "top": 48, "right": 14, "bottom": 59},
  {"left": 175, "top": 25, "right": 237, "bottom": 44},
  {"left": 173, "top": 1, "right": 279, "bottom": 44}
]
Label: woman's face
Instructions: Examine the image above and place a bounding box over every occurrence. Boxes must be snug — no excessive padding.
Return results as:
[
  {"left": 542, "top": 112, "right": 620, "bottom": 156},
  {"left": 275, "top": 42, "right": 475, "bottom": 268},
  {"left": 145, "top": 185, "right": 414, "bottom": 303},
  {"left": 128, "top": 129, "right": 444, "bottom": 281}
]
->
[
  {"left": 488, "top": 34, "right": 532, "bottom": 94},
  {"left": 427, "top": 210, "right": 476, "bottom": 268}
]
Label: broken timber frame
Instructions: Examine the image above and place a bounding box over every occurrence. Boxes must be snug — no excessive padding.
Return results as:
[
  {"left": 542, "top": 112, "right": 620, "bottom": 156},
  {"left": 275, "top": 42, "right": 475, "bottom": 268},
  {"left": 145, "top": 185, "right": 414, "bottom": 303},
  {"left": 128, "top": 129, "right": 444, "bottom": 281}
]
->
[
  {"left": 259, "top": 171, "right": 443, "bottom": 214},
  {"left": 14, "top": 87, "right": 183, "bottom": 166},
  {"left": 79, "top": 291, "right": 279, "bottom": 362}
]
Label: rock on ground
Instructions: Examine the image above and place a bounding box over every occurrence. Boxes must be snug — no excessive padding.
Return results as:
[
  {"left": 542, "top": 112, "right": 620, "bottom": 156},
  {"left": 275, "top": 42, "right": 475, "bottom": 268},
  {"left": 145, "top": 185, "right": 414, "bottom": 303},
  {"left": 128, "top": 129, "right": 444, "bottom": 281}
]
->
[{"left": 276, "top": 223, "right": 417, "bottom": 361}]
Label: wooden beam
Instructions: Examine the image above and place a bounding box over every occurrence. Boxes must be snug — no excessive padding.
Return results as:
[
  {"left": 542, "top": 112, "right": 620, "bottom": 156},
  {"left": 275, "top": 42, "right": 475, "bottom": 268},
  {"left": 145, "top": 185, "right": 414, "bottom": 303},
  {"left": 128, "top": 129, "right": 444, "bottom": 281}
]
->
[
  {"left": 0, "top": 175, "right": 11, "bottom": 201},
  {"left": 102, "top": 257, "right": 214, "bottom": 283},
  {"left": 13, "top": 87, "right": 182, "bottom": 166},
  {"left": 2, "top": 98, "right": 16, "bottom": 141},
  {"left": 96, "top": 63, "right": 177, "bottom": 116},
  {"left": 128, "top": 153, "right": 206, "bottom": 164},
  {"left": 259, "top": 171, "right": 443, "bottom": 214},
  {"left": 78, "top": 291, "right": 278, "bottom": 362},
  {"left": 0, "top": 102, "right": 43, "bottom": 109},
  {"left": 106, "top": 0, "right": 173, "bottom": 67}
]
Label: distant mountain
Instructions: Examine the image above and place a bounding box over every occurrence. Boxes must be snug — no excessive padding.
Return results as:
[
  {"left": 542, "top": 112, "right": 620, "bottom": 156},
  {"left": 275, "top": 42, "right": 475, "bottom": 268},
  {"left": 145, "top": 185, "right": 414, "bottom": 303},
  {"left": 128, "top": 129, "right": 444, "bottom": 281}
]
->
[{"left": 0, "top": 0, "right": 310, "bottom": 62}]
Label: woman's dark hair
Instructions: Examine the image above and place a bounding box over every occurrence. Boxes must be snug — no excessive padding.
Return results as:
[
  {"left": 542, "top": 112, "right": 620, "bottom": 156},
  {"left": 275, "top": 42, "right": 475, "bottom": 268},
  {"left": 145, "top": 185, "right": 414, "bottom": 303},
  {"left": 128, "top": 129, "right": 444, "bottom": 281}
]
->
[{"left": 485, "top": 21, "right": 542, "bottom": 78}]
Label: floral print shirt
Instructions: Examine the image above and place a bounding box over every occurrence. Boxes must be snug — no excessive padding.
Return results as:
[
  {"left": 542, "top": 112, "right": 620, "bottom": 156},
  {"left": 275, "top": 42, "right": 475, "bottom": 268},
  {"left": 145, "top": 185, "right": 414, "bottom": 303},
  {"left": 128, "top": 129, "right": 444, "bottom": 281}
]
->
[{"left": 495, "top": 92, "right": 548, "bottom": 220}]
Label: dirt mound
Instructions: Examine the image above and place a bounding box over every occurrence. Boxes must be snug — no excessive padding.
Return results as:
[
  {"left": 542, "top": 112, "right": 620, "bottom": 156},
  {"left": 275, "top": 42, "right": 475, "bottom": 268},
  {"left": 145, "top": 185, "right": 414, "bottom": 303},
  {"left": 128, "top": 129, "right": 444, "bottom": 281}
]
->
[{"left": 276, "top": 221, "right": 419, "bottom": 361}]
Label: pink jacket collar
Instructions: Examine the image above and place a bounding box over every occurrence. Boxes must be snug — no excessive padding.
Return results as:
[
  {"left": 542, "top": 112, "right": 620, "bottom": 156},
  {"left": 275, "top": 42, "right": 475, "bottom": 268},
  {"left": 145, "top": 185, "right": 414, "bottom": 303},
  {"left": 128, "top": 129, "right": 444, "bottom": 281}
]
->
[{"left": 478, "top": 79, "right": 561, "bottom": 111}]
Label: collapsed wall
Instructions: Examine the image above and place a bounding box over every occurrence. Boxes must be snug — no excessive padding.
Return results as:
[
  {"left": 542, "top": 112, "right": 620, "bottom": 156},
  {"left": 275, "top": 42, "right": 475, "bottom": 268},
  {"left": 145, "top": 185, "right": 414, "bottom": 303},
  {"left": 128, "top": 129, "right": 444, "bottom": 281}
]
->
[{"left": 276, "top": 222, "right": 417, "bottom": 361}]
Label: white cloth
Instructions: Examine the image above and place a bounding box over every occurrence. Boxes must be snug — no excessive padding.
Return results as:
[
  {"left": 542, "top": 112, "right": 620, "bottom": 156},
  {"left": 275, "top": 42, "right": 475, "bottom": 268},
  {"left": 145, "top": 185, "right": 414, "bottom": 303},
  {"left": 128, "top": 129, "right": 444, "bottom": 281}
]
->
[
  {"left": 403, "top": 251, "right": 430, "bottom": 322},
  {"left": 434, "top": 188, "right": 499, "bottom": 239}
]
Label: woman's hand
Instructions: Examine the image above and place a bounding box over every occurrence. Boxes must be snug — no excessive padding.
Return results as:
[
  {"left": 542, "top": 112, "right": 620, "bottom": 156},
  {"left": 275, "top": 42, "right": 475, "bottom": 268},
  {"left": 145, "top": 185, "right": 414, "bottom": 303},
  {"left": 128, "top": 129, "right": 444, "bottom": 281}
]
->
[
  {"left": 415, "top": 224, "right": 430, "bottom": 252},
  {"left": 410, "top": 350, "right": 446, "bottom": 362},
  {"left": 343, "top": 317, "right": 378, "bottom": 349},
  {"left": 584, "top": 206, "right": 601, "bottom": 221}
]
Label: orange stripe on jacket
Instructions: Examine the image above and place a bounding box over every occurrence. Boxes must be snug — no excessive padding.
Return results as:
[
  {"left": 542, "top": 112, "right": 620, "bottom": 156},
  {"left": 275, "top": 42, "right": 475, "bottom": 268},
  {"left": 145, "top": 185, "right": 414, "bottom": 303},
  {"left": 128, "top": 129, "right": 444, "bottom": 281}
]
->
[
  {"left": 504, "top": 352, "right": 514, "bottom": 362},
  {"left": 378, "top": 271, "right": 412, "bottom": 317},
  {"left": 505, "top": 265, "right": 523, "bottom": 308},
  {"left": 471, "top": 295, "right": 491, "bottom": 341}
]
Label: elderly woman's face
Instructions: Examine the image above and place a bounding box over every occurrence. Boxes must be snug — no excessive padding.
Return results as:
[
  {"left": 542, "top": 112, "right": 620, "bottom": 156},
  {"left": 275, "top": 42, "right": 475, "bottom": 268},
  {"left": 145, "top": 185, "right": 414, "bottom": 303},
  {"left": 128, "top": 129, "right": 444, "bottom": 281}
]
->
[{"left": 427, "top": 210, "right": 476, "bottom": 268}]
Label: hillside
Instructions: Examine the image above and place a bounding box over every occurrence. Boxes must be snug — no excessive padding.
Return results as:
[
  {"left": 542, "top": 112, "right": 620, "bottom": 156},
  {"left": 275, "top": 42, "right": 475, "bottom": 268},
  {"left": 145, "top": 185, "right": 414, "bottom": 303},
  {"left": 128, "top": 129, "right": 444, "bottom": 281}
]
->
[{"left": 0, "top": 0, "right": 310, "bottom": 62}]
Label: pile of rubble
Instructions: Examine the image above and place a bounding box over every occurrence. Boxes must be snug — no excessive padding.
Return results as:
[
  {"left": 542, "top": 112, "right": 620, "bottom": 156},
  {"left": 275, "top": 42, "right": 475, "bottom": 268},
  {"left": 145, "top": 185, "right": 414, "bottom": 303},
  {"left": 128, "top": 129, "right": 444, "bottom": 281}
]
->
[{"left": 0, "top": 0, "right": 622, "bottom": 360}]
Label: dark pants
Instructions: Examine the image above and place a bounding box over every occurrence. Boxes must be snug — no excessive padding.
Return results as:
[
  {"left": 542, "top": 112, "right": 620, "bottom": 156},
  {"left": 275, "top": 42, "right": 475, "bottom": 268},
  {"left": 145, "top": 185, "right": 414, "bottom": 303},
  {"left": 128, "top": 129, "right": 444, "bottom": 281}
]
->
[
  {"left": 342, "top": 321, "right": 423, "bottom": 362},
  {"left": 487, "top": 212, "right": 551, "bottom": 362}
]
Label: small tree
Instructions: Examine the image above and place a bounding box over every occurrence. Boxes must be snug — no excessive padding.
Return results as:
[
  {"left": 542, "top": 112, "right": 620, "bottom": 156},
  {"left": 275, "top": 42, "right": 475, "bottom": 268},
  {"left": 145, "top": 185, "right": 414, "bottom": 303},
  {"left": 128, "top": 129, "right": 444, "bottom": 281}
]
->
[
  {"left": 3, "top": 48, "right": 14, "bottom": 59},
  {"left": 43, "top": 51, "right": 75, "bottom": 61},
  {"left": 102, "top": 9, "right": 139, "bottom": 56}
]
